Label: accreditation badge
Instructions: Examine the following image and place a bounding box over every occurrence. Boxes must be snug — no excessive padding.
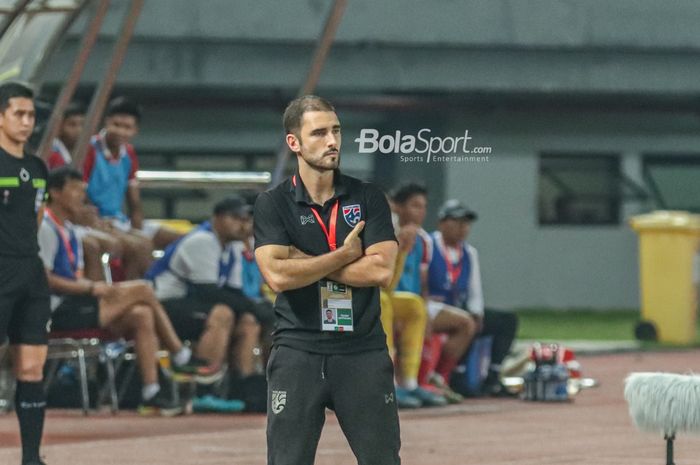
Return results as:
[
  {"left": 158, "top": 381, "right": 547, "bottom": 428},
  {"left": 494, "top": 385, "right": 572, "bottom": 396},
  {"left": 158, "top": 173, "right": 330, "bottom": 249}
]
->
[{"left": 319, "top": 279, "right": 354, "bottom": 332}]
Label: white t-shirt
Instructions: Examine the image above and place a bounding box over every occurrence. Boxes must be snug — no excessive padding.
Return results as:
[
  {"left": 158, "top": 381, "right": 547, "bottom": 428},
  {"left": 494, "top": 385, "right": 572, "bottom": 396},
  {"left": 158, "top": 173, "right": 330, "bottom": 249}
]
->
[{"left": 154, "top": 229, "right": 243, "bottom": 300}]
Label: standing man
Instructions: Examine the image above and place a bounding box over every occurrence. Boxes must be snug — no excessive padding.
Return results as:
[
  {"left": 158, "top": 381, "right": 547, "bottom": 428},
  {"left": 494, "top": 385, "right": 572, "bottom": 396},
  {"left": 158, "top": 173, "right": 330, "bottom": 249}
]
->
[
  {"left": 0, "top": 82, "right": 50, "bottom": 465},
  {"left": 254, "top": 95, "right": 400, "bottom": 465}
]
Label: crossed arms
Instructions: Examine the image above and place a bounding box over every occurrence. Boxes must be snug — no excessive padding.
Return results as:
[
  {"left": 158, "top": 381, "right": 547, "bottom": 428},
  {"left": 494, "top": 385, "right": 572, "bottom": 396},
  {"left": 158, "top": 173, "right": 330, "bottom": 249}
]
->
[{"left": 255, "top": 221, "right": 398, "bottom": 293}]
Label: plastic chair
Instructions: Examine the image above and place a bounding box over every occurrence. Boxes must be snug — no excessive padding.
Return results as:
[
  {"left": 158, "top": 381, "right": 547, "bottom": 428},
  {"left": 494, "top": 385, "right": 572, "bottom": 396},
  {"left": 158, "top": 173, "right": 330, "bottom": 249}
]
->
[
  {"left": 45, "top": 328, "right": 125, "bottom": 415},
  {"left": 44, "top": 253, "right": 130, "bottom": 415}
]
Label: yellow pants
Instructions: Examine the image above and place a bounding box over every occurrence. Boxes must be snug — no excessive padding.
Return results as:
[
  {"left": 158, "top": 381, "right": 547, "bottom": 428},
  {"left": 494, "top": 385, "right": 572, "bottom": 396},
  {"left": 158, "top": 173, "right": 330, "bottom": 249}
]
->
[{"left": 380, "top": 291, "right": 427, "bottom": 382}]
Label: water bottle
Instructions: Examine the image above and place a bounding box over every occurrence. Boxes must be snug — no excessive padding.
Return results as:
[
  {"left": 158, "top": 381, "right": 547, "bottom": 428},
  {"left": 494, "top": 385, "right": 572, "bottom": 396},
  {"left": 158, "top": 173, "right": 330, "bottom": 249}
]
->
[
  {"left": 522, "top": 362, "right": 537, "bottom": 401},
  {"left": 522, "top": 368, "right": 533, "bottom": 400},
  {"left": 540, "top": 364, "right": 553, "bottom": 400},
  {"left": 553, "top": 362, "right": 570, "bottom": 401}
]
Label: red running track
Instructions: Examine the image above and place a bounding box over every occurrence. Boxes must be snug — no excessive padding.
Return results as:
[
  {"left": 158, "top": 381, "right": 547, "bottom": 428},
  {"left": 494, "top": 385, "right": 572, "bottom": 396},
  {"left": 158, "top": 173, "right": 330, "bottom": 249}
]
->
[{"left": 0, "top": 349, "right": 698, "bottom": 465}]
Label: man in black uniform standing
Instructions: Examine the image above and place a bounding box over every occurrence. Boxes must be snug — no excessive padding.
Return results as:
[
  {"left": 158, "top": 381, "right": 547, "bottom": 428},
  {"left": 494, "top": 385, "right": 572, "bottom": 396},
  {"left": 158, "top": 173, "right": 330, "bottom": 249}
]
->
[
  {"left": 0, "top": 82, "right": 50, "bottom": 465},
  {"left": 254, "top": 95, "right": 400, "bottom": 465}
]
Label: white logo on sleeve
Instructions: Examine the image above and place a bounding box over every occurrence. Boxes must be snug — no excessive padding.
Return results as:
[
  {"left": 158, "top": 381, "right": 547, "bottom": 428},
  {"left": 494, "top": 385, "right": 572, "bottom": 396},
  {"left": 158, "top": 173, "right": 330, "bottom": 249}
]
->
[
  {"left": 271, "top": 390, "right": 287, "bottom": 414},
  {"left": 385, "top": 392, "right": 394, "bottom": 404}
]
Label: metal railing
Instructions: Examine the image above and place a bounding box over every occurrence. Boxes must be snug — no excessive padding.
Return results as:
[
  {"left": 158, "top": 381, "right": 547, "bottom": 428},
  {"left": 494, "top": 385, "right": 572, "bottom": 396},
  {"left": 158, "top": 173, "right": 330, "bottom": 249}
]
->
[{"left": 136, "top": 170, "right": 271, "bottom": 189}]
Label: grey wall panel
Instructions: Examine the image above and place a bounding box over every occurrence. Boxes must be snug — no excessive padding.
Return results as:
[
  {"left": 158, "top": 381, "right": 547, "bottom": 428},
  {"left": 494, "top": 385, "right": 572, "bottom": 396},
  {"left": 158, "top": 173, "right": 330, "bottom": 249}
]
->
[
  {"left": 44, "top": 40, "right": 700, "bottom": 95},
  {"left": 66, "top": 0, "right": 700, "bottom": 50},
  {"left": 441, "top": 110, "right": 700, "bottom": 310}
]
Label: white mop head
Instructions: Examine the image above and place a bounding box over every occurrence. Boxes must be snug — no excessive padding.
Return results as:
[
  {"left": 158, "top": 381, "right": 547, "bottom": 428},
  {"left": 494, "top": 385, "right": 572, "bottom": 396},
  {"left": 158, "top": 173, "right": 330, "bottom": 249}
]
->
[{"left": 624, "top": 372, "right": 700, "bottom": 436}]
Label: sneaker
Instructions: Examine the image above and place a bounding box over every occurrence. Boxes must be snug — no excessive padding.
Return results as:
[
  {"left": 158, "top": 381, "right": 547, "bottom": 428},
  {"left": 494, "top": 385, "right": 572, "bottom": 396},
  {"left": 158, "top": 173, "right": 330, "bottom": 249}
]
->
[
  {"left": 395, "top": 386, "right": 422, "bottom": 409},
  {"left": 192, "top": 395, "right": 245, "bottom": 413},
  {"left": 138, "top": 395, "right": 184, "bottom": 417},
  {"left": 440, "top": 386, "right": 464, "bottom": 404},
  {"left": 423, "top": 381, "right": 463, "bottom": 404},
  {"left": 172, "top": 359, "right": 224, "bottom": 385},
  {"left": 409, "top": 386, "right": 448, "bottom": 407},
  {"left": 427, "top": 374, "right": 464, "bottom": 404}
]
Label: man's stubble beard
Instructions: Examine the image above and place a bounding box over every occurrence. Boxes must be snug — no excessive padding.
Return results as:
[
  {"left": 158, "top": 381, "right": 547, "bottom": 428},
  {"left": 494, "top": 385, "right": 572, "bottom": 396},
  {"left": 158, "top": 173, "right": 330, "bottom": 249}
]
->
[{"left": 303, "top": 152, "right": 341, "bottom": 172}]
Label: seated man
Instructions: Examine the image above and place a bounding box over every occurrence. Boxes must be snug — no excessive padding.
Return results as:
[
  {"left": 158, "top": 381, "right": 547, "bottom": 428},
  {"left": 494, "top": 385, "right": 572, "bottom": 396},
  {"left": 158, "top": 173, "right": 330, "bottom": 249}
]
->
[
  {"left": 390, "top": 183, "right": 476, "bottom": 404},
  {"left": 379, "top": 226, "right": 433, "bottom": 409},
  {"left": 148, "top": 197, "right": 267, "bottom": 400},
  {"left": 46, "top": 101, "right": 125, "bottom": 281},
  {"left": 39, "top": 167, "right": 218, "bottom": 416},
  {"left": 47, "top": 101, "right": 85, "bottom": 169},
  {"left": 427, "top": 200, "right": 519, "bottom": 396},
  {"left": 82, "top": 96, "right": 181, "bottom": 278}
]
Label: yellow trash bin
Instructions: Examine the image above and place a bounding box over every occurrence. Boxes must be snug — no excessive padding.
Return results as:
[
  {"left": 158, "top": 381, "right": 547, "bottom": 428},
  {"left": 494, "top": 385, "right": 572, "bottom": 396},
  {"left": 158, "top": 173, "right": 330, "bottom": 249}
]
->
[{"left": 630, "top": 211, "right": 700, "bottom": 344}]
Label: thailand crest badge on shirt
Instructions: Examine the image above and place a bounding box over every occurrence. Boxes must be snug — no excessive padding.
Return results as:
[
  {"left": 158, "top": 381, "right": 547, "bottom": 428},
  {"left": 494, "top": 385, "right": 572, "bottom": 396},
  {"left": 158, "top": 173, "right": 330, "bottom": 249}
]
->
[{"left": 342, "top": 204, "right": 362, "bottom": 227}]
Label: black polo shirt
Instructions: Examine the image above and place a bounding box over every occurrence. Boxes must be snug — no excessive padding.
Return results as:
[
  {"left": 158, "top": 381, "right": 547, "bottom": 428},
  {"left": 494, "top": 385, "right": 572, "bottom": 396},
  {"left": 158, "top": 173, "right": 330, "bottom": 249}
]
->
[
  {"left": 254, "top": 170, "right": 396, "bottom": 354},
  {"left": 0, "top": 149, "right": 47, "bottom": 257}
]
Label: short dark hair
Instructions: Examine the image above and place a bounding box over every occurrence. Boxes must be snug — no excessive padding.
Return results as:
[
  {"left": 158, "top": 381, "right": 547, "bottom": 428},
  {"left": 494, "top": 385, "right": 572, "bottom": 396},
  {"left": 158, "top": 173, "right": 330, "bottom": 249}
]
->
[
  {"left": 282, "top": 95, "right": 335, "bottom": 137},
  {"left": 0, "top": 82, "right": 34, "bottom": 113},
  {"left": 105, "top": 96, "right": 142, "bottom": 122},
  {"left": 391, "top": 182, "right": 428, "bottom": 205},
  {"left": 63, "top": 101, "right": 86, "bottom": 119},
  {"left": 47, "top": 166, "right": 83, "bottom": 196}
]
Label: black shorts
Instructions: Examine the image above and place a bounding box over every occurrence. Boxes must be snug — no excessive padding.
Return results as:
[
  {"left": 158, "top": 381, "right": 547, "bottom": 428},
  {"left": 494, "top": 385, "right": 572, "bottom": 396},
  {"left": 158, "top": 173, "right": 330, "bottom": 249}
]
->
[
  {"left": 162, "top": 296, "right": 222, "bottom": 341},
  {"left": 222, "top": 288, "right": 275, "bottom": 328},
  {"left": 0, "top": 256, "right": 51, "bottom": 345},
  {"left": 190, "top": 286, "right": 275, "bottom": 327},
  {"left": 50, "top": 295, "right": 100, "bottom": 332}
]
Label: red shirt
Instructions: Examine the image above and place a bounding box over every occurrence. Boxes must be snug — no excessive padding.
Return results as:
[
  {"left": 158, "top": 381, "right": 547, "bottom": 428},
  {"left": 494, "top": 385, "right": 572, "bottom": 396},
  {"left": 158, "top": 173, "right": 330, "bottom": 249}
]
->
[{"left": 47, "top": 138, "right": 71, "bottom": 170}]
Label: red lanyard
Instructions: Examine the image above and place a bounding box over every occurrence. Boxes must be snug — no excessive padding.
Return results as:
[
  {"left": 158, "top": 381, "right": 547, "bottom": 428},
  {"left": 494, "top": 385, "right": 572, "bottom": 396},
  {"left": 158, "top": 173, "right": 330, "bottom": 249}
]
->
[
  {"left": 293, "top": 175, "right": 340, "bottom": 251},
  {"left": 45, "top": 207, "right": 76, "bottom": 268},
  {"left": 437, "top": 238, "right": 463, "bottom": 285},
  {"left": 311, "top": 200, "right": 339, "bottom": 250}
]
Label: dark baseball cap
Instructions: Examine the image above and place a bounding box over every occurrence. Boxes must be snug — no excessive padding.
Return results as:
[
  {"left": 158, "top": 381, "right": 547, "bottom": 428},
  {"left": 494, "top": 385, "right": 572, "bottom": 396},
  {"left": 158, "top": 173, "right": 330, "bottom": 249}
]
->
[
  {"left": 213, "top": 196, "right": 252, "bottom": 218},
  {"left": 438, "top": 199, "right": 477, "bottom": 221}
]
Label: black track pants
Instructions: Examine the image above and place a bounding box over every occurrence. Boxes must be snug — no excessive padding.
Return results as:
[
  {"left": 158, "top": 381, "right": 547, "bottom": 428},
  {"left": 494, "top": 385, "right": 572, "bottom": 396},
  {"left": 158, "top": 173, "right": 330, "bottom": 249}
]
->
[{"left": 266, "top": 345, "right": 401, "bottom": 465}]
